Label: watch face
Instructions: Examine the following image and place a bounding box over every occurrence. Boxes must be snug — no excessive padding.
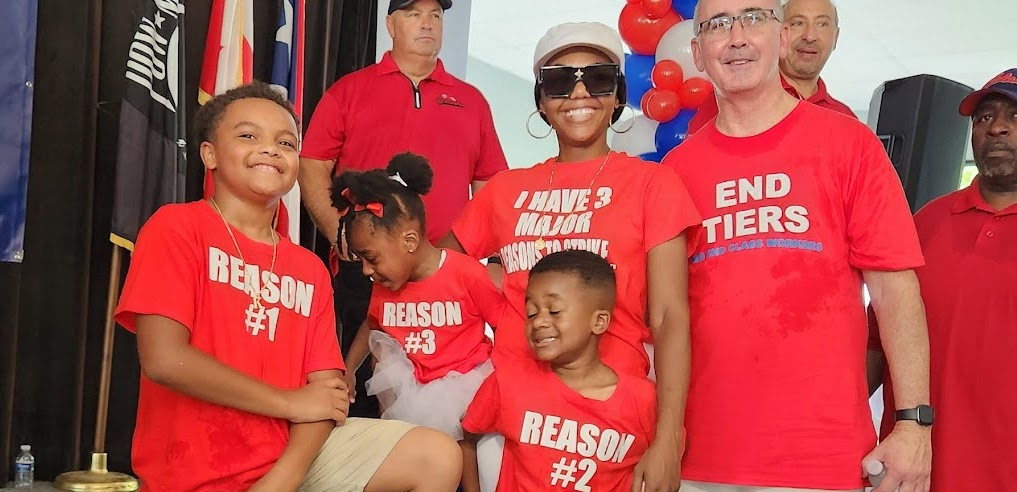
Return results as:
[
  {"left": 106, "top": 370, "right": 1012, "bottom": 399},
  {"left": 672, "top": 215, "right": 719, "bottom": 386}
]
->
[{"left": 918, "top": 405, "right": 935, "bottom": 426}]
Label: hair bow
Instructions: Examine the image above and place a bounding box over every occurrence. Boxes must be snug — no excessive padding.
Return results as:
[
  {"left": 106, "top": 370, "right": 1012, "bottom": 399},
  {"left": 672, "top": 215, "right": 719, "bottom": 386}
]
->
[{"left": 337, "top": 188, "right": 384, "bottom": 218}]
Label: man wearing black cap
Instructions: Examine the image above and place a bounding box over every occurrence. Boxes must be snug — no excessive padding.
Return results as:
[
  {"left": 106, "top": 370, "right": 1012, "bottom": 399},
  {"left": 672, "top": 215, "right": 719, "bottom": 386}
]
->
[
  {"left": 869, "top": 68, "right": 1017, "bottom": 492},
  {"left": 299, "top": 0, "right": 508, "bottom": 419}
]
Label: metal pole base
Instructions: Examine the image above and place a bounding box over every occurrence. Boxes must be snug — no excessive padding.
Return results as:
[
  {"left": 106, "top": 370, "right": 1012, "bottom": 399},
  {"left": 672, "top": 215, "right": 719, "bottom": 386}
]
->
[{"left": 54, "top": 453, "right": 139, "bottom": 491}]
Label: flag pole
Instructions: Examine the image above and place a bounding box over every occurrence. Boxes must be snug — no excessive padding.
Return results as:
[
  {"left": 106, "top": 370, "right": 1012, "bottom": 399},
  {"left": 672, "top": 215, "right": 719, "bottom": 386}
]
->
[
  {"left": 174, "top": 1, "right": 188, "bottom": 202},
  {"left": 55, "top": 245, "right": 139, "bottom": 491}
]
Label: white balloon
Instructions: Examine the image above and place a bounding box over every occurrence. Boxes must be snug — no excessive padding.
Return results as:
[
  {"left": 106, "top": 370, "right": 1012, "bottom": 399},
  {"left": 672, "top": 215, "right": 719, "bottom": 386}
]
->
[
  {"left": 655, "top": 20, "right": 707, "bottom": 81},
  {"left": 611, "top": 114, "right": 659, "bottom": 157}
]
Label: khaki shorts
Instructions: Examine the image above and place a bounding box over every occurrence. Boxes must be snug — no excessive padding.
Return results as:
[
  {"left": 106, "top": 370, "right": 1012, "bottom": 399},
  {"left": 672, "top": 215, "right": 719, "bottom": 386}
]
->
[
  {"left": 681, "top": 481, "right": 864, "bottom": 492},
  {"left": 300, "top": 417, "right": 416, "bottom": 492}
]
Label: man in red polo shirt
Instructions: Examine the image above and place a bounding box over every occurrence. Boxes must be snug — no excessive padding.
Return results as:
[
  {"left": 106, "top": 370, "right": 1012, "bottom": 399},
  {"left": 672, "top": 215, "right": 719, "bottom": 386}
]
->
[
  {"left": 298, "top": 0, "right": 508, "bottom": 418},
  {"left": 687, "top": 0, "right": 853, "bottom": 134},
  {"left": 869, "top": 68, "right": 1017, "bottom": 492},
  {"left": 661, "top": 0, "right": 932, "bottom": 490}
]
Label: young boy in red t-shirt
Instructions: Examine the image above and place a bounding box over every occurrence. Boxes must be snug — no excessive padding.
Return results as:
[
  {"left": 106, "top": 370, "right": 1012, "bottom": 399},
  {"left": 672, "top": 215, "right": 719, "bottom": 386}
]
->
[
  {"left": 460, "top": 250, "right": 657, "bottom": 492},
  {"left": 115, "top": 82, "right": 462, "bottom": 492}
]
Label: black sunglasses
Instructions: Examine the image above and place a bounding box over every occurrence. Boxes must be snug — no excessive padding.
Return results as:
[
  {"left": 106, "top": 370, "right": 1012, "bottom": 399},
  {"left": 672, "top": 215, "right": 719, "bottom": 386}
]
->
[{"left": 538, "top": 63, "right": 620, "bottom": 98}]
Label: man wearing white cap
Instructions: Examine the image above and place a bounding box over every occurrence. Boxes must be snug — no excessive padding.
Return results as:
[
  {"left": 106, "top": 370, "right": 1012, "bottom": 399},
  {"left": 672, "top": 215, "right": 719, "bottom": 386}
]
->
[{"left": 444, "top": 21, "right": 701, "bottom": 492}]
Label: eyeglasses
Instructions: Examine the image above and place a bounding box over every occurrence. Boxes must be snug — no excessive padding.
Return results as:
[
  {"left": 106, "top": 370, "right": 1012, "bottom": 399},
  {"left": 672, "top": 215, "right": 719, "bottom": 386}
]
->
[
  {"left": 696, "top": 9, "right": 779, "bottom": 37},
  {"left": 538, "top": 63, "right": 620, "bottom": 98}
]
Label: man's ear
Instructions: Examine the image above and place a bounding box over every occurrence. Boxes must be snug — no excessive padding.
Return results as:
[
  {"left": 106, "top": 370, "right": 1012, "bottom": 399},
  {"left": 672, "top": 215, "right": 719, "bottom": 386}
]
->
[{"left": 592, "top": 309, "right": 611, "bottom": 335}]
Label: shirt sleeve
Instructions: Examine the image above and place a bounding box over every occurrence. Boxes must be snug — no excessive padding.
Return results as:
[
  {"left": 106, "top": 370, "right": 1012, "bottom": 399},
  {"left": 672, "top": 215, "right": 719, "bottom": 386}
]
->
[
  {"left": 472, "top": 96, "right": 509, "bottom": 181},
  {"left": 642, "top": 165, "right": 703, "bottom": 256},
  {"left": 114, "top": 207, "right": 202, "bottom": 333},
  {"left": 466, "top": 259, "right": 508, "bottom": 327},
  {"left": 462, "top": 370, "right": 501, "bottom": 435},
  {"left": 303, "top": 265, "right": 346, "bottom": 375},
  {"left": 450, "top": 176, "right": 501, "bottom": 259},
  {"left": 300, "top": 87, "right": 346, "bottom": 162},
  {"left": 843, "top": 127, "right": 925, "bottom": 271}
]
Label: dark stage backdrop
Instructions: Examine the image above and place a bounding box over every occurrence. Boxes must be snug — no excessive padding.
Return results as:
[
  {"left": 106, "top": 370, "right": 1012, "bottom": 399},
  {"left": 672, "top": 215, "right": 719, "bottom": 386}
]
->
[{"left": 0, "top": 0, "right": 377, "bottom": 482}]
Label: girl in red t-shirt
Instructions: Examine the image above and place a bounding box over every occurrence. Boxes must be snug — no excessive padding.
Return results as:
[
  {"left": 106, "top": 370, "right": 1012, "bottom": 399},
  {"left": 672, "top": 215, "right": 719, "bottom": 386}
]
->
[{"left": 334, "top": 153, "right": 505, "bottom": 441}]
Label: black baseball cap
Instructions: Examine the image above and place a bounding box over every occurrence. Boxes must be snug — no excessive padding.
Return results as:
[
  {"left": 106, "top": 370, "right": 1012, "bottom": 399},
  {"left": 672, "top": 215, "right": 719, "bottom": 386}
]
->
[{"left": 388, "top": 0, "right": 452, "bottom": 15}]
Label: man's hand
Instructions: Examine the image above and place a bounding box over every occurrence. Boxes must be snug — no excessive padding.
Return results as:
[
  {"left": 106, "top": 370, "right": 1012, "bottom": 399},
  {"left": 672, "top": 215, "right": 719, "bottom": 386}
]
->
[
  {"left": 863, "top": 422, "right": 931, "bottom": 492},
  {"left": 341, "top": 369, "right": 357, "bottom": 404},
  {"left": 283, "top": 377, "right": 349, "bottom": 424},
  {"left": 632, "top": 438, "right": 681, "bottom": 492}
]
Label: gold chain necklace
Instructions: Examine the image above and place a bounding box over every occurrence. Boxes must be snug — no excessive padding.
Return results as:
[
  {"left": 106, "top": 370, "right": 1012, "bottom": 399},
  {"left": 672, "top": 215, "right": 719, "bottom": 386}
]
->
[
  {"left": 535, "top": 152, "right": 612, "bottom": 250},
  {"left": 209, "top": 198, "right": 278, "bottom": 310}
]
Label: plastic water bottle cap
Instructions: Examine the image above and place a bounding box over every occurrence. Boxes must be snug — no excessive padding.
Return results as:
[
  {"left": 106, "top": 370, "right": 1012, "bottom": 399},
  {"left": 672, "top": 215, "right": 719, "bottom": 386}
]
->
[{"left": 20, "top": 445, "right": 30, "bottom": 451}]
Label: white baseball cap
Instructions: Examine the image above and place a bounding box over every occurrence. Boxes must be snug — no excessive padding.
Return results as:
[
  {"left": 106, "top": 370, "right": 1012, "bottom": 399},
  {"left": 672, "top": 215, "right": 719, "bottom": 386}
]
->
[{"left": 532, "top": 22, "right": 625, "bottom": 78}]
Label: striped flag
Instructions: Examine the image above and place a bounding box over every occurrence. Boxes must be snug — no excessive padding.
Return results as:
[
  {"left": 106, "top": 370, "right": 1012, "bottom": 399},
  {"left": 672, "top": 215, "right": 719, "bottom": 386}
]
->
[{"left": 270, "top": 0, "right": 304, "bottom": 241}]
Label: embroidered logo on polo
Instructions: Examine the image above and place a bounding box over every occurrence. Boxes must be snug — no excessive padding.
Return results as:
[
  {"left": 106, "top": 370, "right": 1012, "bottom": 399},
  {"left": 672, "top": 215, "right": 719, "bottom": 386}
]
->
[
  {"left": 436, "top": 93, "right": 463, "bottom": 108},
  {"left": 692, "top": 172, "right": 823, "bottom": 264},
  {"left": 499, "top": 187, "right": 614, "bottom": 275},
  {"left": 207, "top": 247, "right": 316, "bottom": 342}
]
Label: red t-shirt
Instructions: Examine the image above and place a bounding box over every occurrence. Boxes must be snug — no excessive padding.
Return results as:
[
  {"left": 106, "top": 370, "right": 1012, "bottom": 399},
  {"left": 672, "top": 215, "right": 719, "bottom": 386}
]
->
[
  {"left": 688, "top": 75, "right": 856, "bottom": 135},
  {"left": 662, "top": 102, "right": 923, "bottom": 489},
  {"left": 870, "top": 180, "right": 1017, "bottom": 492},
  {"left": 115, "top": 202, "right": 344, "bottom": 492},
  {"left": 462, "top": 360, "right": 656, "bottom": 492},
  {"left": 451, "top": 152, "right": 701, "bottom": 376},
  {"left": 301, "top": 52, "right": 508, "bottom": 243},
  {"left": 367, "top": 250, "right": 503, "bottom": 383}
]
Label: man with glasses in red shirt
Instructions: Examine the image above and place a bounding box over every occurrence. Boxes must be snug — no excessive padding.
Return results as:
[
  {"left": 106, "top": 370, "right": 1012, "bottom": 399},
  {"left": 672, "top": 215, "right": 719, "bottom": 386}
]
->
[
  {"left": 870, "top": 69, "right": 1017, "bottom": 492},
  {"left": 687, "top": 0, "right": 854, "bottom": 134},
  {"left": 662, "top": 0, "right": 932, "bottom": 490}
]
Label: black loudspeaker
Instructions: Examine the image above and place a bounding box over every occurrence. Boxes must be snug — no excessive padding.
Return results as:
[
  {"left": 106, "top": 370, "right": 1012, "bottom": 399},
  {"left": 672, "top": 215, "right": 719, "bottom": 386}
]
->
[{"left": 867, "top": 74, "right": 974, "bottom": 212}]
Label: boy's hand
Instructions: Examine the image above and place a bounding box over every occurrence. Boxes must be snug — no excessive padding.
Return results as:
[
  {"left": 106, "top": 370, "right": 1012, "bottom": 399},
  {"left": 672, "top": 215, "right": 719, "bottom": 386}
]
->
[
  {"left": 284, "top": 377, "right": 349, "bottom": 424},
  {"left": 341, "top": 370, "right": 357, "bottom": 403}
]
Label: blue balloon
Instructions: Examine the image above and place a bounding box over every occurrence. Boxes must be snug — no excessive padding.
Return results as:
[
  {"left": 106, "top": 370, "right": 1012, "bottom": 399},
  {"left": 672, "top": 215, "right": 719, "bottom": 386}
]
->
[
  {"left": 672, "top": 0, "right": 697, "bottom": 20},
  {"left": 654, "top": 109, "right": 697, "bottom": 155},
  {"left": 639, "top": 150, "right": 663, "bottom": 163},
  {"left": 624, "top": 53, "right": 655, "bottom": 109}
]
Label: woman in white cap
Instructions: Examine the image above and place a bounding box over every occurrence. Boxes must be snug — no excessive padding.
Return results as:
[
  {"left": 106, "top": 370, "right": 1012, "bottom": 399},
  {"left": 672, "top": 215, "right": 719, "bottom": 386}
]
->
[{"left": 440, "top": 22, "right": 700, "bottom": 491}]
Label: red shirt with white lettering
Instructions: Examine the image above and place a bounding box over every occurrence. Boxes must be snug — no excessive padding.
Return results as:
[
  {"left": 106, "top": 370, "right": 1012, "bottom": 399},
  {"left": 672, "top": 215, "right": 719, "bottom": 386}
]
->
[
  {"left": 115, "top": 201, "right": 343, "bottom": 492},
  {"left": 462, "top": 359, "right": 656, "bottom": 492},
  {"left": 301, "top": 52, "right": 508, "bottom": 244},
  {"left": 870, "top": 180, "right": 1017, "bottom": 492},
  {"left": 451, "top": 152, "right": 701, "bottom": 376},
  {"left": 661, "top": 102, "right": 923, "bottom": 489},
  {"left": 688, "top": 75, "right": 857, "bottom": 135},
  {"left": 367, "top": 250, "right": 503, "bottom": 383}
]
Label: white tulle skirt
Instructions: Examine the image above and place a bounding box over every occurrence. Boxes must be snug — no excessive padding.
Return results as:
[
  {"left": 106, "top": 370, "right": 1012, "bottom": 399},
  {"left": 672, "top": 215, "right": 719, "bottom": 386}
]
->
[{"left": 365, "top": 331, "right": 493, "bottom": 440}]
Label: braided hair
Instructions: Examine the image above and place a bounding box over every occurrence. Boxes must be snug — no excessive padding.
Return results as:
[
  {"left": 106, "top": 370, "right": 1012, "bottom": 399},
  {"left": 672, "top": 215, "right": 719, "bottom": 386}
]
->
[{"left": 331, "top": 152, "right": 434, "bottom": 256}]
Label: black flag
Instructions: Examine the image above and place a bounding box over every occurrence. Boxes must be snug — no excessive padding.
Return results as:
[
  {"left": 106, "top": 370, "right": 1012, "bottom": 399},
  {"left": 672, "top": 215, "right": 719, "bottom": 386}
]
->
[{"left": 110, "top": 0, "right": 185, "bottom": 251}]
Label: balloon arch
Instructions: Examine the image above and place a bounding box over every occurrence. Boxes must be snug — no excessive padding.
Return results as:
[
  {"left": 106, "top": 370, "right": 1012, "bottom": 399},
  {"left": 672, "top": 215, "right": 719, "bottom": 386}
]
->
[{"left": 611, "top": 0, "right": 714, "bottom": 162}]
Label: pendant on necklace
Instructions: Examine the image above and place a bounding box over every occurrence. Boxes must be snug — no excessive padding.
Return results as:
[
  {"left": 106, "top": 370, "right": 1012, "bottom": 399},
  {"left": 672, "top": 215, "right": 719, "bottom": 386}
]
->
[
  {"left": 534, "top": 237, "right": 546, "bottom": 250},
  {"left": 251, "top": 292, "right": 263, "bottom": 310}
]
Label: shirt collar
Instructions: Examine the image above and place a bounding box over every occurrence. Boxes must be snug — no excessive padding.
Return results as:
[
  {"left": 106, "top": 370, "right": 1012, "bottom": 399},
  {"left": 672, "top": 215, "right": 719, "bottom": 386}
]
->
[
  {"left": 952, "top": 177, "right": 1017, "bottom": 215},
  {"left": 780, "top": 74, "right": 833, "bottom": 104},
  {"left": 377, "top": 51, "right": 455, "bottom": 86}
]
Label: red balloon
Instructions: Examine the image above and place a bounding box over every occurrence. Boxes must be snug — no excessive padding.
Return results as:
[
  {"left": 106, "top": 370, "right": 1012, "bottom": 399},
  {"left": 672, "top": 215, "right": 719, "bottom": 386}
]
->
[
  {"left": 641, "top": 88, "right": 682, "bottom": 122},
  {"left": 641, "top": 0, "right": 672, "bottom": 19},
  {"left": 679, "top": 77, "right": 714, "bottom": 110},
  {"left": 618, "top": 3, "right": 682, "bottom": 56},
  {"left": 651, "top": 60, "right": 684, "bottom": 92}
]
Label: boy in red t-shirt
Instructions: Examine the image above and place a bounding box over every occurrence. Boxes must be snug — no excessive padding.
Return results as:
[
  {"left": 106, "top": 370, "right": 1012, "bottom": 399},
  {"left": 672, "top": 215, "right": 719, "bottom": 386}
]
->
[
  {"left": 461, "top": 250, "right": 657, "bottom": 492},
  {"left": 115, "top": 82, "right": 462, "bottom": 492},
  {"left": 332, "top": 153, "right": 504, "bottom": 444}
]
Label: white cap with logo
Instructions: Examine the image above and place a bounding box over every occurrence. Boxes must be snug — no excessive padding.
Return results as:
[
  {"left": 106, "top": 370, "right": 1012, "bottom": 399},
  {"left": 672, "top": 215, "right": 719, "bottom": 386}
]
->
[{"left": 532, "top": 22, "right": 625, "bottom": 78}]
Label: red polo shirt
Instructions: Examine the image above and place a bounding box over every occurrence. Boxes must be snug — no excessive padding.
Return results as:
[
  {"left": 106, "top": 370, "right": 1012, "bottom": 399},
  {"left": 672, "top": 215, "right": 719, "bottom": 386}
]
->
[
  {"left": 870, "top": 179, "right": 1017, "bottom": 492},
  {"left": 301, "top": 52, "right": 508, "bottom": 243},
  {"left": 688, "top": 75, "right": 856, "bottom": 134}
]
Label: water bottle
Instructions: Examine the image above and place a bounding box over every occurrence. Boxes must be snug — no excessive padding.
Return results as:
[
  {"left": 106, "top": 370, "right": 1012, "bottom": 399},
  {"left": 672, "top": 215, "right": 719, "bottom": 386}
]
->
[
  {"left": 14, "top": 444, "right": 34, "bottom": 488},
  {"left": 863, "top": 458, "right": 886, "bottom": 487}
]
